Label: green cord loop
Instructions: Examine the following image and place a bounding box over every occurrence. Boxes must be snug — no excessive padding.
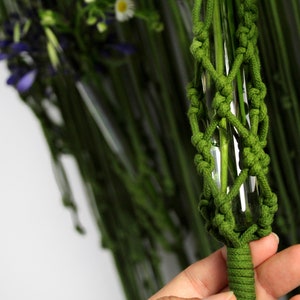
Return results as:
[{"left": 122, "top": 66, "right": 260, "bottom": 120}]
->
[{"left": 212, "top": 93, "right": 231, "bottom": 118}]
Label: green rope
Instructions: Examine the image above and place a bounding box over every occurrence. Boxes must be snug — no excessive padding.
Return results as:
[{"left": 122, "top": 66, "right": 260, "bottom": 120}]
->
[
  {"left": 227, "top": 246, "right": 255, "bottom": 300},
  {"left": 187, "top": 0, "right": 278, "bottom": 299}
]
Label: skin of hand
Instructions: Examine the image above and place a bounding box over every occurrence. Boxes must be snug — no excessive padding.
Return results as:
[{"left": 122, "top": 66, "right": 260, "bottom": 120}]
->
[{"left": 149, "top": 233, "right": 300, "bottom": 300}]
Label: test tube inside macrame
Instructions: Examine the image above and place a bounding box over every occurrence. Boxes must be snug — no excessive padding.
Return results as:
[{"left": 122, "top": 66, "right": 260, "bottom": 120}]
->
[
  {"left": 207, "top": 71, "right": 260, "bottom": 232},
  {"left": 187, "top": 0, "right": 277, "bottom": 299}
]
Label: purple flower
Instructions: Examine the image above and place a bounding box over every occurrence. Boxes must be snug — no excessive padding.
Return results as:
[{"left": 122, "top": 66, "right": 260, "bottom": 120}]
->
[
  {"left": 7, "top": 69, "right": 37, "bottom": 93},
  {"left": 6, "top": 71, "right": 20, "bottom": 85},
  {"left": 10, "top": 42, "right": 30, "bottom": 53},
  {"left": 16, "top": 69, "right": 37, "bottom": 93},
  {"left": 0, "top": 53, "right": 9, "bottom": 60},
  {"left": 0, "top": 40, "right": 11, "bottom": 48}
]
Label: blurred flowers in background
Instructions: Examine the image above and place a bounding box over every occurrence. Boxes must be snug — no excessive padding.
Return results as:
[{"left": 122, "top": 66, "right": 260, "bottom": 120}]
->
[{"left": 115, "top": 0, "right": 135, "bottom": 22}]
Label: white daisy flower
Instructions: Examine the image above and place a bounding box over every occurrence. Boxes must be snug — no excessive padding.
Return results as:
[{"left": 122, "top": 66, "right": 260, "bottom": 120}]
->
[{"left": 115, "top": 0, "right": 135, "bottom": 22}]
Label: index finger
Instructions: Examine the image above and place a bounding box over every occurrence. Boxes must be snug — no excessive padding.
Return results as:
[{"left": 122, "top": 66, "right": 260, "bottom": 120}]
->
[{"left": 149, "top": 233, "right": 279, "bottom": 300}]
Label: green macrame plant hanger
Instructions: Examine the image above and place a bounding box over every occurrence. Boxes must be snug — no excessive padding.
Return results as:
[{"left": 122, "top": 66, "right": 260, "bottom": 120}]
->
[{"left": 187, "top": 0, "right": 278, "bottom": 299}]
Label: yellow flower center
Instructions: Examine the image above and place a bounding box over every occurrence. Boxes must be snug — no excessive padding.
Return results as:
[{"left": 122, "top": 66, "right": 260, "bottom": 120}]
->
[{"left": 117, "top": 1, "right": 128, "bottom": 13}]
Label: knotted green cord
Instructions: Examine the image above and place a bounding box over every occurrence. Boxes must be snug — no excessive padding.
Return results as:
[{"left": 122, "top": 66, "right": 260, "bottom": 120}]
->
[{"left": 187, "top": 0, "right": 278, "bottom": 299}]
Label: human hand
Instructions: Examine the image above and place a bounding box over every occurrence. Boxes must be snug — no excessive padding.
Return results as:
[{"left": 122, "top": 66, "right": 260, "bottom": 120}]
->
[{"left": 149, "top": 233, "right": 300, "bottom": 300}]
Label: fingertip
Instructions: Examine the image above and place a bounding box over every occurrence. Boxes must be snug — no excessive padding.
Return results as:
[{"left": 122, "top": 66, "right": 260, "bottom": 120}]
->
[
  {"left": 221, "top": 232, "right": 279, "bottom": 267},
  {"left": 249, "top": 232, "right": 279, "bottom": 267},
  {"left": 256, "top": 244, "right": 300, "bottom": 298},
  {"left": 220, "top": 246, "right": 226, "bottom": 261},
  {"left": 203, "top": 291, "right": 235, "bottom": 300},
  {"left": 251, "top": 232, "right": 279, "bottom": 248},
  {"left": 270, "top": 232, "right": 280, "bottom": 244},
  {"left": 226, "top": 291, "right": 236, "bottom": 300}
]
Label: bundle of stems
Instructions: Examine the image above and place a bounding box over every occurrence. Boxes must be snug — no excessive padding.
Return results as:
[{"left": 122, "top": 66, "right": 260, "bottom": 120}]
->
[
  {"left": 0, "top": 0, "right": 300, "bottom": 299},
  {"left": 258, "top": 1, "right": 300, "bottom": 250}
]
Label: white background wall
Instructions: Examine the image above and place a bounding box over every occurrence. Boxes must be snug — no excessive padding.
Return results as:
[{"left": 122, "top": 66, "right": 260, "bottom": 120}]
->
[{"left": 0, "top": 64, "right": 125, "bottom": 300}]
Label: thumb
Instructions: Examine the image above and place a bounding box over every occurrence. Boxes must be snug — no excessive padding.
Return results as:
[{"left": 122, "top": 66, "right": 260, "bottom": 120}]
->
[
  {"left": 156, "top": 291, "right": 235, "bottom": 300},
  {"left": 203, "top": 291, "right": 235, "bottom": 300}
]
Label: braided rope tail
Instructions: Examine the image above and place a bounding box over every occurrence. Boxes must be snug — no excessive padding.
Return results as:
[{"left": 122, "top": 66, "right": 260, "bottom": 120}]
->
[{"left": 187, "top": 0, "right": 277, "bottom": 299}]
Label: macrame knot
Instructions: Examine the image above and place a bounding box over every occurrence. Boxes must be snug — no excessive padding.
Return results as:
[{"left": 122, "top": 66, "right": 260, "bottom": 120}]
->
[
  {"left": 227, "top": 246, "right": 256, "bottom": 300},
  {"left": 248, "top": 83, "right": 266, "bottom": 109},
  {"left": 213, "top": 93, "right": 230, "bottom": 118},
  {"left": 236, "top": 26, "right": 249, "bottom": 47},
  {"left": 239, "top": 1, "right": 258, "bottom": 25},
  {"left": 192, "top": 132, "right": 215, "bottom": 173},
  {"left": 243, "top": 133, "right": 257, "bottom": 147},
  {"left": 260, "top": 195, "right": 278, "bottom": 221},
  {"left": 190, "top": 23, "right": 208, "bottom": 62},
  {"left": 242, "top": 145, "right": 269, "bottom": 176},
  {"left": 249, "top": 108, "right": 259, "bottom": 119},
  {"left": 244, "top": 41, "right": 254, "bottom": 63},
  {"left": 215, "top": 76, "right": 232, "bottom": 97},
  {"left": 213, "top": 209, "right": 226, "bottom": 228},
  {"left": 186, "top": 84, "right": 199, "bottom": 101},
  {"left": 193, "top": 22, "right": 208, "bottom": 41},
  {"left": 243, "top": 1, "right": 258, "bottom": 25},
  {"left": 190, "top": 38, "right": 206, "bottom": 62},
  {"left": 248, "top": 86, "right": 265, "bottom": 108},
  {"left": 257, "top": 193, "right": 278, "bottom": 236},
  {"left": 194, "top": 153, "right": 213, "bottom": 174},
  {"left": 188, "top": 105, "right": 201, "bottom": 117},
  {"left": 191, "top": 132, "right": 207, "bottom": 152},
  {"left": 244, "top": 0, "right": 258, "bottom": 12},
  {"left": 258, "top": 102, "right": 268, "bottom": 122},
  {"left": 187, "top": 85, "right": 204, "bottom": 117},
  {"left": 236, "top": 23, "right": 257, "bottom": 62},
  {"left": 237, "top": 40, "right": 254, "bottom": 63},
  {"left": 263, "top": 191, "right": 278, "bottom": 209},
  {"left": 259, "top": 204, "right": 274, "bottom": 228},
  {"left": 219, "top": 201, "right": 231, "bottom": 216}
]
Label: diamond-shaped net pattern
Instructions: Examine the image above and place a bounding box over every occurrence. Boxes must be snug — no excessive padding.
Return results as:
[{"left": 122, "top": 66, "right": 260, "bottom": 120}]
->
[{"left": 187, "top": 1, "right": 278, "bottom": 298}]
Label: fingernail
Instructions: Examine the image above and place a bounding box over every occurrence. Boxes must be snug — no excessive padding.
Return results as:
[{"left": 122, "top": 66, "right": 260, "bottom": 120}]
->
[
  {"left": 225, "top": 291, "right": 235, "bottom": 300},
  {"left": 220, "top": 246, "right": 227, "bottom": 260},
  {"left": 271, "top": 232, "right": 280, "bottom": 244},
  {"left": 219, "top": 291, "right": 234, "bottom": 300},
  {"left": 204, "top": 291, "right": 235, "bottom": 300}
]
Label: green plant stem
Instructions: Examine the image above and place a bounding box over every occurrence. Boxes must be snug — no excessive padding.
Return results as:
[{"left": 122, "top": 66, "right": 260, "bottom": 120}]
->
[
  {"left": 55, "top": 74, "right": 162, "bottom": 299},
  {"left": 120, "top": 43, "right": 175, "bottom": 194},
  {"left": 109, "top": 65, "right": 190, "bottom": 268},
  {"left": 236, "top": 72, "right": 247, "bottom": 126},
  {"left": 291, "top": 0, "right": 300, "bottom": 40},
  {"left": 257, "top": 7, "right": 300, "bottom": 244},
  {"left": 141, "top": 4, "right": 212, "bottom": 256},
  {"left": 165, "top": 0, "right": 193, "bottom": 74},
  {"left": 213, "top": 0, "right": 228, "bottom": 194},
  {"left": 267, "top": 133, "right": 297, "bottom": 244},
  {"left": 269, "top": 1, "right": 300, "bottom": 151},
  {"left": 259, "top": 2, "right": 300, "bottom": 213},
  {"left": 224, "top": 1, "right": 247, "bottom": 127}
]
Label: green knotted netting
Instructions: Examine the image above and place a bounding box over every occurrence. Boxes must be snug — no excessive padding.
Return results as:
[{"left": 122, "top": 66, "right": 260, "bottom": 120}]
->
[{"left": 187, "top": 0, "right": 278, "bottom": 299}]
